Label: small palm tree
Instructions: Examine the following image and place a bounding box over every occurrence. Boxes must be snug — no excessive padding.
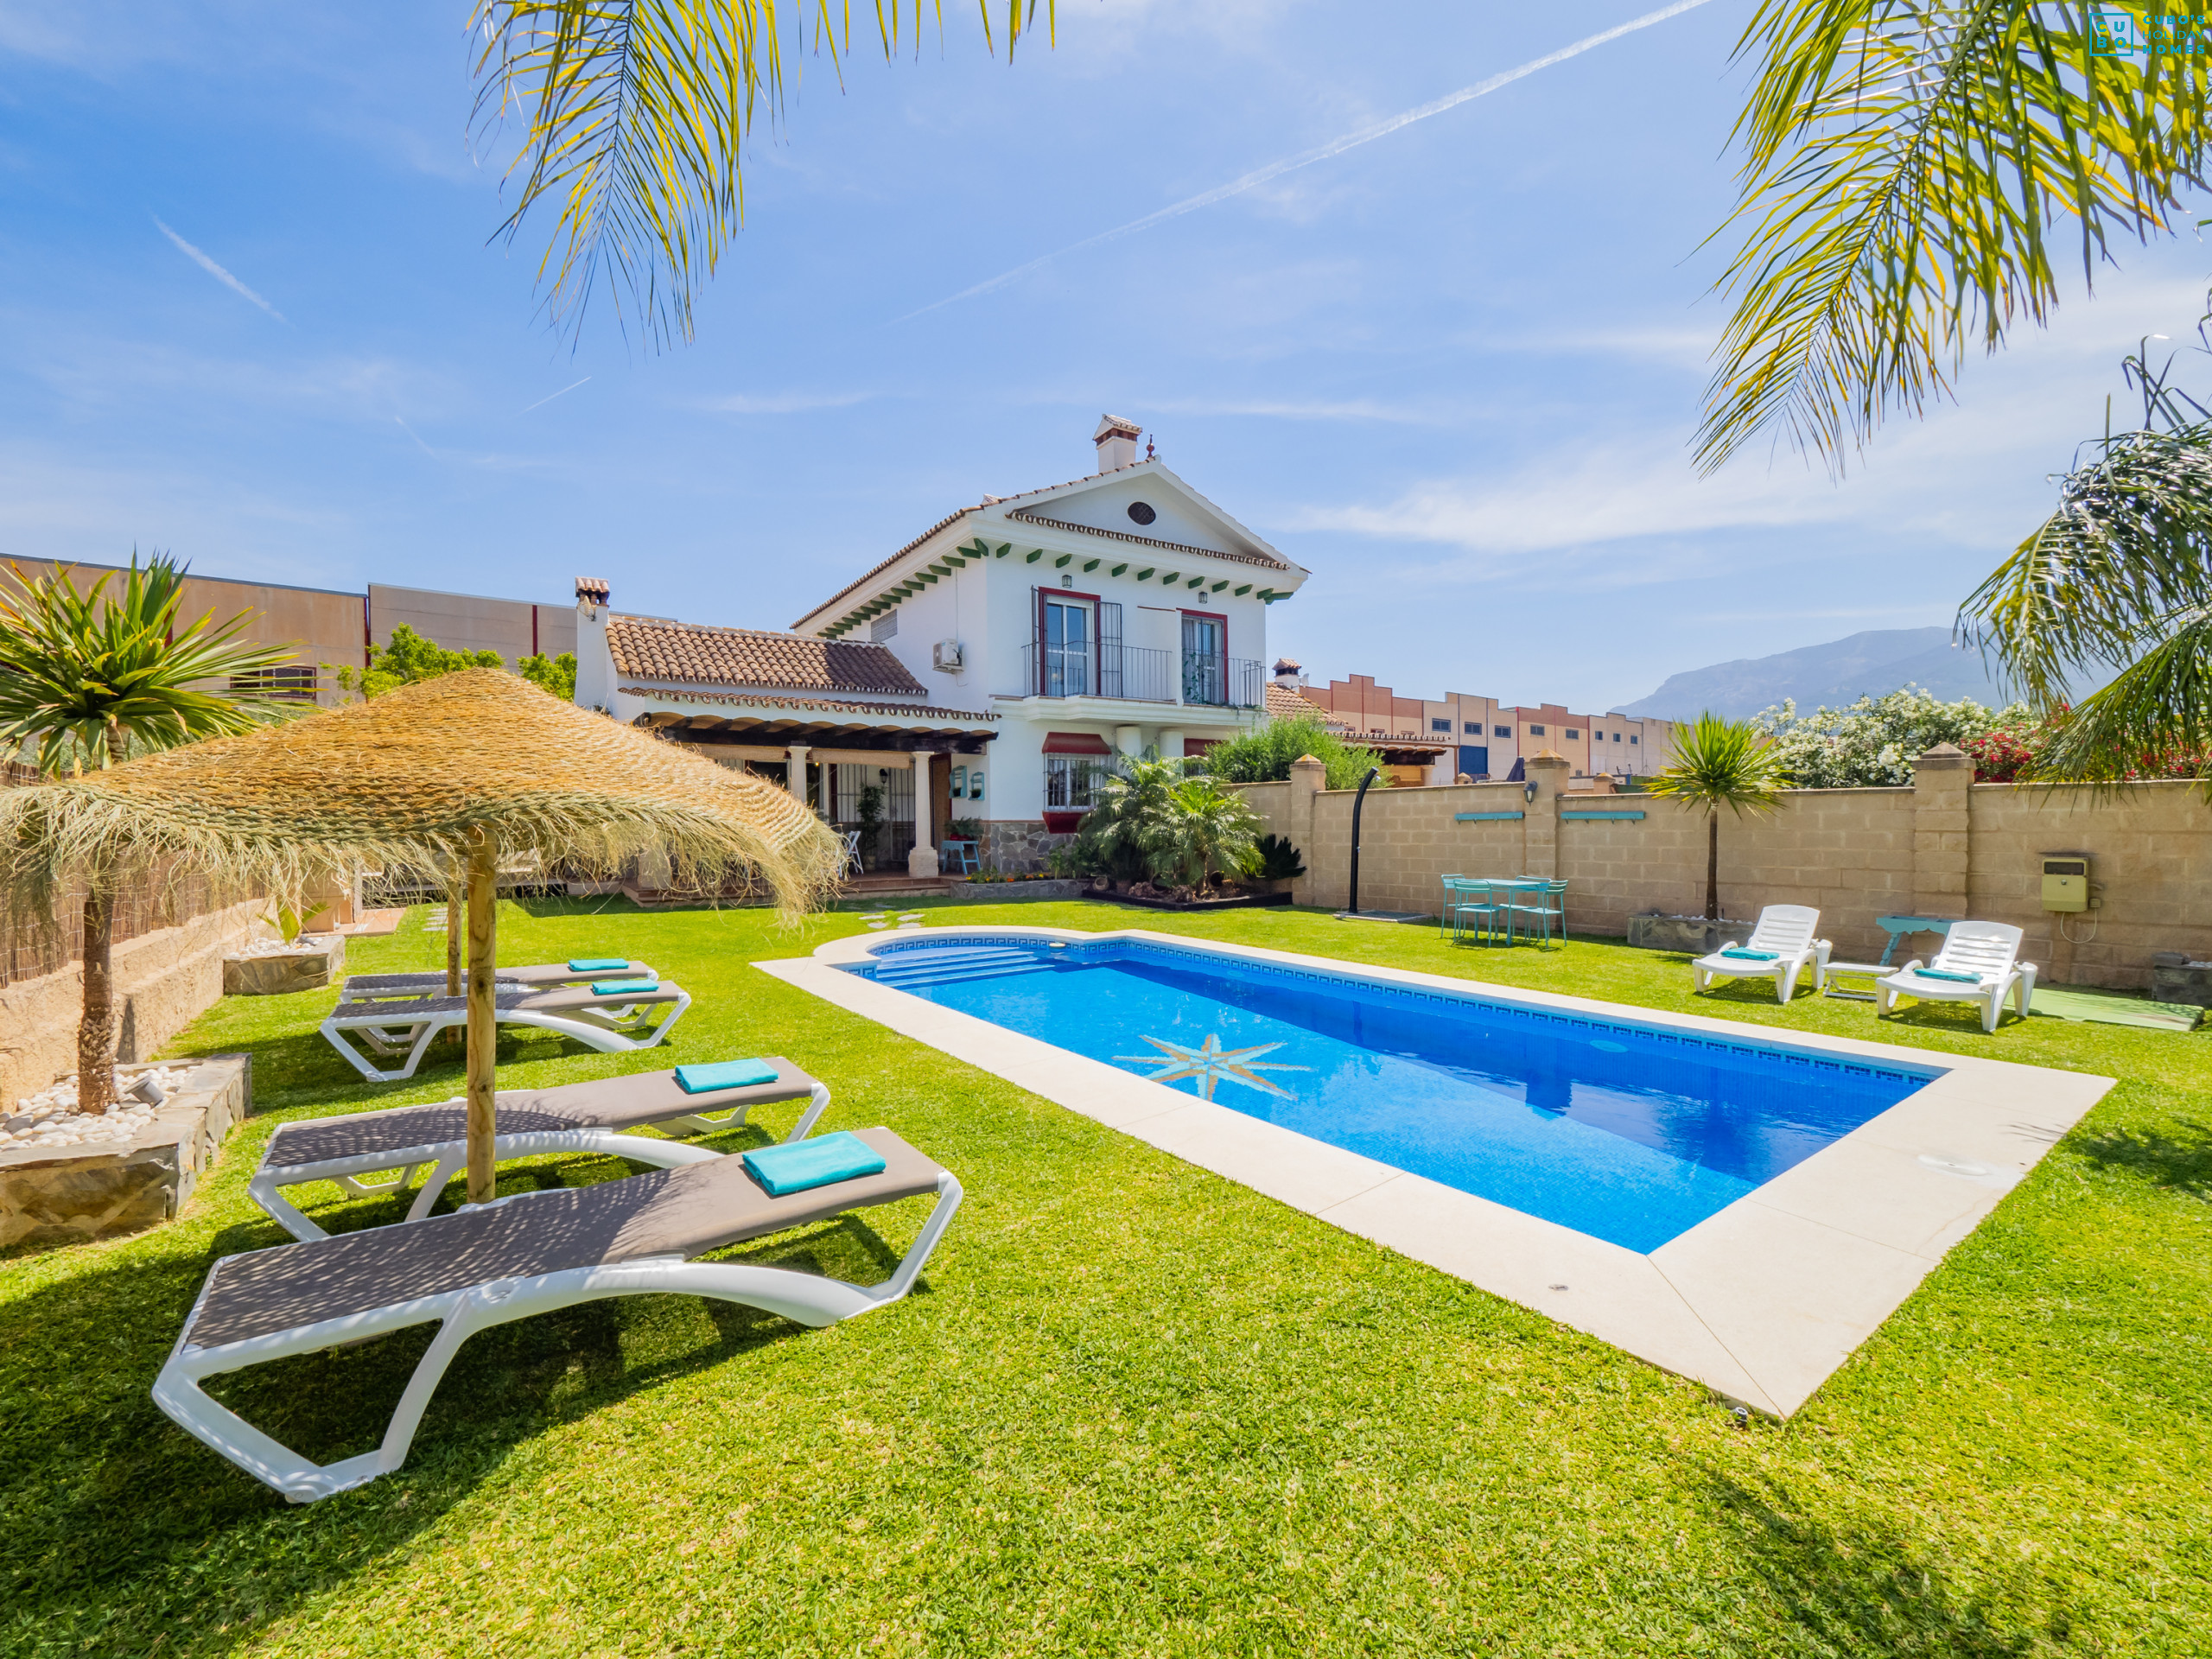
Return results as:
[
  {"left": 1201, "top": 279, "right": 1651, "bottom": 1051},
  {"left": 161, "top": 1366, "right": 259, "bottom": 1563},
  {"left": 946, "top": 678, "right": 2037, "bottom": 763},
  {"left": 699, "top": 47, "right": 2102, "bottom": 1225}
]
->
[
  {"left": 0, "top": 558, "right": 298, "bottom": 1112},
  {"left": 1644, "top": 715, "right": 1786, "bottom": 921},
  {"left": 1151, "top": 778, "right": 1263, "bottom": 893},
  {"left": 1077, "top": 756, "right": 1186, "bottom": 881}
]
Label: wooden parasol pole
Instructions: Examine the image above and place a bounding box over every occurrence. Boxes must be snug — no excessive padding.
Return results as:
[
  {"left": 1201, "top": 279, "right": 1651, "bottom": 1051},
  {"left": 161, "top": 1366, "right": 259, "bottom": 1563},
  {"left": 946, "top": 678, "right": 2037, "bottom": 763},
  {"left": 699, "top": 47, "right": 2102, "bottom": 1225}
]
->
[
  {"left": 464, "top": 827, "right": 499, "bottom": 1205},
  {"left": 445, "top": 873, "right": 462, "bottom": 996}
]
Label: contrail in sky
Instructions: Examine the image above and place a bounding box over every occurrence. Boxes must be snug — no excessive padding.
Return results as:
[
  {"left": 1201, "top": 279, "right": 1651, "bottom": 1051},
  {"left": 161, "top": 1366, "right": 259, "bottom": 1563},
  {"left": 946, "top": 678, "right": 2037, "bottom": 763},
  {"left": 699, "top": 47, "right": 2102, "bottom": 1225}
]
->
[
  {"left": 521, "top": 376, "right": 591, "bottom": 413},
  {"left": 152, "top": 217, "right": 286, "bottom": 321},
  {"left": 894, "top": 0, "right": 1717, "bottom": 324}
]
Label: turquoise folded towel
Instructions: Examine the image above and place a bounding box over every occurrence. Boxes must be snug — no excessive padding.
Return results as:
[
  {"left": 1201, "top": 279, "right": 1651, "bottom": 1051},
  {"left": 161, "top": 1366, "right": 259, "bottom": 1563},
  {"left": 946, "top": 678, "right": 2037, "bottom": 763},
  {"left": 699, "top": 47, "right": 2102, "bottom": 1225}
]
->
[
  {"left": 590, "top": 978, "right": 660, "bottom": 996},
  {"left": 675, "top": 1058, "right": 780, "bottom": 1094},
  {"left": 1914, "top": 966, "right": 1983, "bottom": 983},
  {"left": 1721, "top": 948, "right": 1779, "bottom": 961},
  {"left": 743, "top": 1131, "right": 887, "bottom": 1197},
  {"left": 569, "top": 957, "right": 629, "bottom": 972}
]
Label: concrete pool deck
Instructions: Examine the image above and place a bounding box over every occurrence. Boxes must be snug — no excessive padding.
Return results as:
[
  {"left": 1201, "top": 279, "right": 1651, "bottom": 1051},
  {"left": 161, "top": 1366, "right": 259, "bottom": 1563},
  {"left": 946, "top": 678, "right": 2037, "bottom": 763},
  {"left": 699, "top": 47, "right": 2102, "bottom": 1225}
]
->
[{"left": 760, "top": 925, "right": 2113, "bottom": 1417}]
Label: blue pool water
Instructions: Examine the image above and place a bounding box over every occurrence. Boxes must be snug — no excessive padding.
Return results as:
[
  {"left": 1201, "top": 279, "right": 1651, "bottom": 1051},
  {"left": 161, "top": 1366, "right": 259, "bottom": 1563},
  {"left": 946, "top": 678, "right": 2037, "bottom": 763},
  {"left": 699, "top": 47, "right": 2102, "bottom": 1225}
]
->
[{"left": 853, "top": 936, "right": 1942, "bottom": 1252}]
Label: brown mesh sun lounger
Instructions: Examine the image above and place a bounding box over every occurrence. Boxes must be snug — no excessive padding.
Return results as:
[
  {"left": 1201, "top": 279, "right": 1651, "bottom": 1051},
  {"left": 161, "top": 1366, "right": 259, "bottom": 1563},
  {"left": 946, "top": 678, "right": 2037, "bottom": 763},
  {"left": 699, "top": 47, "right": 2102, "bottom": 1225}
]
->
[
  {"left": 318, "top": 980, "right": 692, "bottom": 1082},
  {"left": 157, "top": 1126, "right": 961, "bottom": 1503},
  {"left": 249, "top": 1059, "right": 833, "bottom": 1242},
  {"left": 343, "top": 960, "right": 655, "bottom": 998}
]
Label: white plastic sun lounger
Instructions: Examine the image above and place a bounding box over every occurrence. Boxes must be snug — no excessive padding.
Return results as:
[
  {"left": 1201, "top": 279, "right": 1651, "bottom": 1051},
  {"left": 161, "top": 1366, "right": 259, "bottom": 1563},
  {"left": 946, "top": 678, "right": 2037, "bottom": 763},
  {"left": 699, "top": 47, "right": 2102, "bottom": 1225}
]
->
[
  {"left": 1876, "top": 919, "right": 2036, "bottom": 1033},
  {"left": 1690, "top": 905, "right": 1833, "bottom": 1002},
  {"left": 318, "top": 981, "right": 693, "bottom": 1083},
  {"left": 249, "top": 1059, "right": 833, "bottom": 1242},
  {"left": 343, "top": 961, "right": 656, "bottom": 998},
  {"left": 156, "top": 1127, "right": 960, "bottom": 1503}
]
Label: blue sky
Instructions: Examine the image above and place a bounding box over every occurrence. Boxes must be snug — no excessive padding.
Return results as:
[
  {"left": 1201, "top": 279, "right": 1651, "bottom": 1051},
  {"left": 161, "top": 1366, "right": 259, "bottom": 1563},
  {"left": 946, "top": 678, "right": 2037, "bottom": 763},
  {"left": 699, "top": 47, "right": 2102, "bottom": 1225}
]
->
[{"left": 5, "top": 0, "right": 2210, "bottom": 712}]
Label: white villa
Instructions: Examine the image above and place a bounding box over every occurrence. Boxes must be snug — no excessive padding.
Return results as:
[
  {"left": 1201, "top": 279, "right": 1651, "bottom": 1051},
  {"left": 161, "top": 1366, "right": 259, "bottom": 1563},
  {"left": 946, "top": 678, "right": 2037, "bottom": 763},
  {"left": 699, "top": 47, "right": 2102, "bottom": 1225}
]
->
[{"left": 574, "top": 416, "right": 1308, "bottom": 877}]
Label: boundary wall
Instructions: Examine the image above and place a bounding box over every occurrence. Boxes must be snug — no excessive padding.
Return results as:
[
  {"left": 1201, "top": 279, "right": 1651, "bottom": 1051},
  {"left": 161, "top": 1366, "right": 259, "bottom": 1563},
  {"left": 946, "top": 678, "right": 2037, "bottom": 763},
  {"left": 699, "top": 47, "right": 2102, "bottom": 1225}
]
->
[{"left": 1246, "top": 748, "right": 2207, "bottom": 989}]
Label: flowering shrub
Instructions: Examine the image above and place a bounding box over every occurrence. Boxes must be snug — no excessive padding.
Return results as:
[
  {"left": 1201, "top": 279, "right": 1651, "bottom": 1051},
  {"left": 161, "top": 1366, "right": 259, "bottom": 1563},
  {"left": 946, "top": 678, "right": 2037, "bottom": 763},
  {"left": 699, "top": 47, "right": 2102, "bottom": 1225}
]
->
[{"left": 1750, "top": 687, "right": 2024, "bottom": 788}]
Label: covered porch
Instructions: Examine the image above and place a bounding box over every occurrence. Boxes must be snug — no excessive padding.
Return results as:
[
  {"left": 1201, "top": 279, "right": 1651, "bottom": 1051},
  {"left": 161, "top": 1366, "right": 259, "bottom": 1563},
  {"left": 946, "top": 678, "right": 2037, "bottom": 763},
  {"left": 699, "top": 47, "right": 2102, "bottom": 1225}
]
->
[{"left": 620, "top": 687, "right": 997, "bottom": 877}]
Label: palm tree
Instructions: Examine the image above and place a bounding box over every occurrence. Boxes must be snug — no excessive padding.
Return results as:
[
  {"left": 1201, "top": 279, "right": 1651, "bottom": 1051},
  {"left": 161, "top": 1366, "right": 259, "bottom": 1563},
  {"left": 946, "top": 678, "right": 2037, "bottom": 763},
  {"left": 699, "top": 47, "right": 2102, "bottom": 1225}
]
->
[
  {"left": 1956, "top": 341, "right": 2212, "bottom": 780},
  {"left": 471, "top": 1, "right": 1051, "bottom": 346},
  {"left": 0, "top": 558, "right": 298, "bottom": 1113},
  {"left": 1644, "top": 715, "right": 1787, "bottom": 920},
  {"left": 1152, "top": 778, "right": 1264, "bottom": 893},
  {"left": 1698, "top": 3, "right": 2212, "bottom": 475}
]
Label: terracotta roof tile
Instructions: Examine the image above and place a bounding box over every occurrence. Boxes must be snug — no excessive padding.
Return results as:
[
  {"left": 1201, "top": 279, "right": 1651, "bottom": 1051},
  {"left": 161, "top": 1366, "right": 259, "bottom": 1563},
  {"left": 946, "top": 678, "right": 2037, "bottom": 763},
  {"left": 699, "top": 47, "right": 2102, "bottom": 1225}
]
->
[
  {"left": 1266, "top": 683, "right": 1338, "bottom": 723},
  {"left": 607, "top": 617, "right": 925, "bottom": 696}
]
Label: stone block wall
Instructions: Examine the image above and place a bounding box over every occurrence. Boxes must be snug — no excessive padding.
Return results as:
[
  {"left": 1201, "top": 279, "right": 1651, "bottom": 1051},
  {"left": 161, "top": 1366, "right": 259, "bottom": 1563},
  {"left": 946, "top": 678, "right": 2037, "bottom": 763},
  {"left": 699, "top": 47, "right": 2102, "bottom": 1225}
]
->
[
  {"left": 1232, "top": 750, "right": 2211, "bottom": 988},
  {"left": 0, "top": 897, "right": 267, "bottom": 1107}
]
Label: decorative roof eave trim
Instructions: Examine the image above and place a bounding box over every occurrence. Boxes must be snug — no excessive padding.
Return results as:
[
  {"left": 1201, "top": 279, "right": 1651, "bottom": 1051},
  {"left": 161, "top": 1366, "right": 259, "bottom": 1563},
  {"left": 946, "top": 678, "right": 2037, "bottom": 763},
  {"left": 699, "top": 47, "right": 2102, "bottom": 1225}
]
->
[
  {"left": 1000, "top": 511, "right": 1291, "bottom": 571},
  {"left": 787, "top": 505, "right": 979, "bottom": 631},
  {"left": 615, "top": 685, "right": 998, "bottom": 723},
  {"left": 617, "top": 676, "right": 930, "bottom": 703}
]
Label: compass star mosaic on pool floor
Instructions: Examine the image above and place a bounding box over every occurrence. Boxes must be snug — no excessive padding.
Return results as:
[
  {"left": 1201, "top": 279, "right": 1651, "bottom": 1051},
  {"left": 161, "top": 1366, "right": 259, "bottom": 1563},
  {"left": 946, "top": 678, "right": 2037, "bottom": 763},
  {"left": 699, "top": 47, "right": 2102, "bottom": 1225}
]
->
[{"left": 1113, "top": 1033, "right": 1309, "bottom": 1101}]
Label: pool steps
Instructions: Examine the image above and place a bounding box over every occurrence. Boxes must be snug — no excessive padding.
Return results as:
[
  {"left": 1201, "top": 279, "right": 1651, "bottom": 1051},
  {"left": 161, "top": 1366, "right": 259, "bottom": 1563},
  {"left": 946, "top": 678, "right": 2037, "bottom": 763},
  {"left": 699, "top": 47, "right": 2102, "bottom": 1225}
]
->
[{"left": 868, "top": 945, "right": 1058, "bottom": 990}]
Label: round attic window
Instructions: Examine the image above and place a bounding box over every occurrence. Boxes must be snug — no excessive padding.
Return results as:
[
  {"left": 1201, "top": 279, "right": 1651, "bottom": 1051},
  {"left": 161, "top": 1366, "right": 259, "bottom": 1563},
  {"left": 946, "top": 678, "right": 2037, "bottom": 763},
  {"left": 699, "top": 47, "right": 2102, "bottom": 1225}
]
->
[{"left": 1127, "top": 501, "right": 1158, "bottom": 525}]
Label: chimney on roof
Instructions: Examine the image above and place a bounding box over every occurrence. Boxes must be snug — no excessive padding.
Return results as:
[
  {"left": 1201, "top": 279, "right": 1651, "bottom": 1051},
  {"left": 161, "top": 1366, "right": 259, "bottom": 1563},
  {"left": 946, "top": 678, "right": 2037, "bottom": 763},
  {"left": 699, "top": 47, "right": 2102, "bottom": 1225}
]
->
[
  {"left": 575, "top": 576, "right": 608, "bottom": 606},
  {"left": 1092, "top": 413, "right": 1141, "bottom": 474},
  {"left": 1272, "top": 658, "right": 1305, "bottom": 689}
]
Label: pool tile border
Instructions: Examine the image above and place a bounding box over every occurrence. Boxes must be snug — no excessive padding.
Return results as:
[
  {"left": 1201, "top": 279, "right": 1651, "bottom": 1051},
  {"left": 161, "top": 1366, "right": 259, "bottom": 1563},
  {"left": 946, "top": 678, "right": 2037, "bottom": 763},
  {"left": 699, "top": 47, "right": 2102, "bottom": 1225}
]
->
[{"left": 759, "top": 925, "right": 2114, "bottom": 1417}]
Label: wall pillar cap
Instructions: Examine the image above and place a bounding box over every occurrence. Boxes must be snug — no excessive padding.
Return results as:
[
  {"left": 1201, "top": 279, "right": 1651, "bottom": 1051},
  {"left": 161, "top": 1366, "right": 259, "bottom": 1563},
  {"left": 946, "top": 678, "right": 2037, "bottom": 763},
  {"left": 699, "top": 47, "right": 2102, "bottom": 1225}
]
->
[
  {"left": 1527, "top": 749, "right": 1571, "bottom": 770},
  {"left": 1916, "top": 742, "right": 1971, "bottom": 772}
]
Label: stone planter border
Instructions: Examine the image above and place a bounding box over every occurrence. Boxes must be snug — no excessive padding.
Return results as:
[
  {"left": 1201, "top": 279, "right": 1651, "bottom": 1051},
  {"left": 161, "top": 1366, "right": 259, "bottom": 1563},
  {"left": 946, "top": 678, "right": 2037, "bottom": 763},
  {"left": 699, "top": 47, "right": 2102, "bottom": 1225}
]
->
[
  {"left": 224, "top": 934, "right": 346, "bottom": 995},
  {"left": 0, "top": 1054, "right": 252, "bottom": 1254},
  {"left": 1625, "top": 913, "right": 1749, "bottom": 957},
  {"left": 1088, "top": 889, "right": 1294, "bottom": 913}
]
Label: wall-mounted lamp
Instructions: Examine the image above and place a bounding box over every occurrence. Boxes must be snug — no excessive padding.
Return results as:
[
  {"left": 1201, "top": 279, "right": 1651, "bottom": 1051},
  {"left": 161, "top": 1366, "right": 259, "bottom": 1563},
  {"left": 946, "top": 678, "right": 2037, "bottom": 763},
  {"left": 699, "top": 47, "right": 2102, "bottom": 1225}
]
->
[{"left": 1524, "top": 781, "right": 1539, "bottom": 803}]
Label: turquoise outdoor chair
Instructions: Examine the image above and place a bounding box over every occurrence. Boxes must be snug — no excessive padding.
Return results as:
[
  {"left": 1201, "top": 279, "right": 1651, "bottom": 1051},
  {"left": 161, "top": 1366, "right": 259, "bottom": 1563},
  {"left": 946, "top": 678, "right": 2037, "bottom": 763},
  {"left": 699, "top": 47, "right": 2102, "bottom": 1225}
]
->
[
  {"left": 1506, "top": 879, "right": 1569, "bottom": 948},
  {"left": 1444, "top": 877, "right": 1505, "bottom": 945}
]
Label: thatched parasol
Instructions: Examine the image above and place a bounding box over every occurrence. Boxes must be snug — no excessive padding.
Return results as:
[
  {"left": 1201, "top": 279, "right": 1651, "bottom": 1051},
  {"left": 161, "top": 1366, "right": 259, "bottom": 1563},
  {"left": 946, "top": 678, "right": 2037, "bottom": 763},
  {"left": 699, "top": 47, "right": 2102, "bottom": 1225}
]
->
[{"left": 0, "top": 669, "right": 842, "bottom": 1200}]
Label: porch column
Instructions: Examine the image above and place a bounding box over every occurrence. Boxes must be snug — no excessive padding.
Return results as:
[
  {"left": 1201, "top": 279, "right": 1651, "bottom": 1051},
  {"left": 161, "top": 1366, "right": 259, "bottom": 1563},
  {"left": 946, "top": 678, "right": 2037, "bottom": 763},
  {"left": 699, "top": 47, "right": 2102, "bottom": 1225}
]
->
[
  {"left": 907, "top": 751, "right": 940, "bottom": 877},
  {"left": 785, "top": 744, "right": 810, "bottom": 807}
]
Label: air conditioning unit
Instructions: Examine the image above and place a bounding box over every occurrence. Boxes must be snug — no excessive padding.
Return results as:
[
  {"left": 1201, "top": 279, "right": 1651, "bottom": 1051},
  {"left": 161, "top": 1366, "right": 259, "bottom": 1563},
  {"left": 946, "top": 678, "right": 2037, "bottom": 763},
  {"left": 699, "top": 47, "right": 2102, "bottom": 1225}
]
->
[{"left": 932, "top": 639, "right": 965, "bottom": 672}]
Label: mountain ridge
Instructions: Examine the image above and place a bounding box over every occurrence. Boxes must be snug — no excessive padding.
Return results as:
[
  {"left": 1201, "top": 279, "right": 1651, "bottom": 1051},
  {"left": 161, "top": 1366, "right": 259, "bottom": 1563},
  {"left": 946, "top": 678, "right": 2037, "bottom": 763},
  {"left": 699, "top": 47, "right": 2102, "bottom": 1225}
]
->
[{"left": 1618, "top": 627, "right": 2017, "bottom": 721}]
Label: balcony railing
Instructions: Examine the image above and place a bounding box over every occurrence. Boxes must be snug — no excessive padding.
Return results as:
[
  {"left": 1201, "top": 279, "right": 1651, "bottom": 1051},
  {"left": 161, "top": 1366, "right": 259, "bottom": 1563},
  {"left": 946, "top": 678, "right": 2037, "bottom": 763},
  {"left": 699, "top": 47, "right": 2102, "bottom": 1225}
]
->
[
  {"left": 1182, "top": 654, "right": 1265, "bottom": 709},
  {"left": 1012, "top": 645, "right": 1265, "bottom": 709},
  {"left": 1017, "top": 642, "right": 1175, "bottom": 702}
]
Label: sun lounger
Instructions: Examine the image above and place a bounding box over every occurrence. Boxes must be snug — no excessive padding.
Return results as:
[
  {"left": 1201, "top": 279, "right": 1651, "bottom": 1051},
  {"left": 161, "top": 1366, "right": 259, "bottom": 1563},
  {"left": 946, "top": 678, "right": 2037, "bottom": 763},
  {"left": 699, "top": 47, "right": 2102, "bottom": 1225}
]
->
[
  {"left": 249, "top": 1059, "right": 833, "bottom": 1242},
  {"left": 1690, "top": 905, "right": 1832, "bottom": 1002},
  {"left": 1876, "top": 919, "right": 2036, "bottom": 1033},
  {"left": 318, "top": 981, "right": 693, "bottom": 1082},
  {"left": 156, "top": 1127, "right": 961, "bottom": 1503},
  {"left": 343, "top": 960, "right": 655, "bottom": 998}
]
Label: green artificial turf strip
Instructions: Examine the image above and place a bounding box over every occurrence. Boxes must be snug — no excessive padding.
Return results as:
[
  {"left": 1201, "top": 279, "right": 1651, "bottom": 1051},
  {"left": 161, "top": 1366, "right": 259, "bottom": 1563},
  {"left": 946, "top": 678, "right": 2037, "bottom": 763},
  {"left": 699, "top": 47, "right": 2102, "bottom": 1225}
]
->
[{"left": 3, "top": 897, "right": 2209, "bottom": 1656}]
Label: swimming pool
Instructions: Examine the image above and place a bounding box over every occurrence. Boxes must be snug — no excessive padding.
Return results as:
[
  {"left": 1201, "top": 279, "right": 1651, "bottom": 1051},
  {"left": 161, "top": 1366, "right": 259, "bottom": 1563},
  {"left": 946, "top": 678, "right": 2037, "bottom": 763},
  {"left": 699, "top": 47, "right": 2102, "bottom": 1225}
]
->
[{"left": 849, "top": 933, "right": 1944, "bottom": 1253}]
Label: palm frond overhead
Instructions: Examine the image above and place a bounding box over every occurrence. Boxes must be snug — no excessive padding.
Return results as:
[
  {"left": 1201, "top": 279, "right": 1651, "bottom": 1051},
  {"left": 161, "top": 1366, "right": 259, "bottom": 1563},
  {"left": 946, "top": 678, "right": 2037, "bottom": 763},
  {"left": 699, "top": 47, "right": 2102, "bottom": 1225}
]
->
[
  {"left": 2031, "top": 610, "right": 2212, "bottom": 783},
  {"left": 1696, "top": 1, "right": 2212, "bottom": 475},
  {"left": 472, "top": 0, "right": 1052, "bottom": 346},
  {"left": 1957, "top": 420, "right": 2212, "bottom": 705}
]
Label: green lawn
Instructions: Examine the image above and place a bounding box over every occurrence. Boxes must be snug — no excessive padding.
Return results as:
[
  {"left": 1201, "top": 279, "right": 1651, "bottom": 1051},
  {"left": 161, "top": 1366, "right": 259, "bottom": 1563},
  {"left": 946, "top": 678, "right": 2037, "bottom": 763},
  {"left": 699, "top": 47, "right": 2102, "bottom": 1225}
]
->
[{"left": 3, "top": 898, "right": 2209, "bottom": 1656}]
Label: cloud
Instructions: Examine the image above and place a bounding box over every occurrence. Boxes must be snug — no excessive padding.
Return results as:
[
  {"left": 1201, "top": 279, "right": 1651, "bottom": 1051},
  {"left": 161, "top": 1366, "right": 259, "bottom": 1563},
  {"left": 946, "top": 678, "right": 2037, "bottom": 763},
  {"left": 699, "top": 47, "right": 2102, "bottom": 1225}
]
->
[
  {"left": 152, "top": 218, "right": 285, "bottom": 321},
  {"left": 695, "top": 390, "right": 877, "bottom": 414},
  {"left": 894, "top": 0, "right": 1719, "bottom": 322},
  {"left": 1290, "top": 441, "right": 1843, "bottom": 557},
  {"left": 520, "top": 376, "right": 590, "bottom": 413}
]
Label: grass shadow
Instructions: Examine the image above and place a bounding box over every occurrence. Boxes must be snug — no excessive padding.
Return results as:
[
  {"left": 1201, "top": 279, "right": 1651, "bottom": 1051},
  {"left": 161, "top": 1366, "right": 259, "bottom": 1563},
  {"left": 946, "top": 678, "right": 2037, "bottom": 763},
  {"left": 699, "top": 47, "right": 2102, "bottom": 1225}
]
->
[
  {"left": 2070, "top": 1116, "right": 2212, "bottom": 1202},
  {"left": 0, "top": 1185, "right": 874, "bottom": 1647},
  {"left": 1708, "top": 1474, "right": 2069, "bottom": 1656}
]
